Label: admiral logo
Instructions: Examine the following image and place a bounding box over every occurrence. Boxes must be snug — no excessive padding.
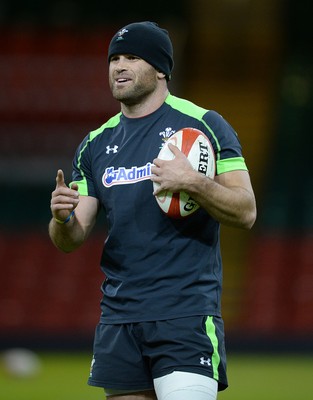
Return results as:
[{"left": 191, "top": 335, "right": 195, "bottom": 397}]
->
[{"left": 102, "top": 163, "right": 152, "bottom": 187}]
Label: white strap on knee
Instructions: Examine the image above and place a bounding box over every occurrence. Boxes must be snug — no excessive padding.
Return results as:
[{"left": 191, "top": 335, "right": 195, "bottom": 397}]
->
[{"left": 154, "top": 371, "right": 218, "bottom": 400}]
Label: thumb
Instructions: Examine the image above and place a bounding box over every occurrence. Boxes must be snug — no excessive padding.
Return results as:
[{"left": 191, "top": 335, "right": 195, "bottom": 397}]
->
[
  {"left": 56, "top": 169, "right": 67, "bottom": 188},
  {"left": 168, "top": 143, "right": 181, "bottom": 156}
]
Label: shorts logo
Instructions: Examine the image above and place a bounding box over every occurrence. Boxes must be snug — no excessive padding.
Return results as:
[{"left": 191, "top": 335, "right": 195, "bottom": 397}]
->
[
  {"left": 102, "top": 163, "right": 152, "bottom": 187},
  {"left": 200, "top": 356, "right": 211, "bottom": 366}
]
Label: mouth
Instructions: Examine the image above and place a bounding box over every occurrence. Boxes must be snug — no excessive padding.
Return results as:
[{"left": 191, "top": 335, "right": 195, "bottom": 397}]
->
[{"left": 115, "top": 77, "right": 132, "bottom": 85}]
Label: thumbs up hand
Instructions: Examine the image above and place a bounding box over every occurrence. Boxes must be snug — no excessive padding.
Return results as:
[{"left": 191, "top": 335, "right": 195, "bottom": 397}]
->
[{"left": 50, "top": 169, "right": 79, "bottom": 223}]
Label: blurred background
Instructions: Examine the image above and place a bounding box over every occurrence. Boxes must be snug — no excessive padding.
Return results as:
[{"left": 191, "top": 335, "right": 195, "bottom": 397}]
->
[{"left": 0, "top": 0, "right": 312, "bottom": 397}]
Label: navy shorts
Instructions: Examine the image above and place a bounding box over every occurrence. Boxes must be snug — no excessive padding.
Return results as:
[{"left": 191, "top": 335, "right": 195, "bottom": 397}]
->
[{"left": 88, "top": 315, "right": 228, "bottom": 392}]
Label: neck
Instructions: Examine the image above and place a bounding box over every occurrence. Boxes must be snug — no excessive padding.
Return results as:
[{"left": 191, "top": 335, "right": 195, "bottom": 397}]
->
[{"left": 121, "top": 87, "right": 169, "bottom": 118}]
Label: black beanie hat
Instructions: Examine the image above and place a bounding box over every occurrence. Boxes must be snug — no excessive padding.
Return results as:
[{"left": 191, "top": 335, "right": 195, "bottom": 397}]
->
[{"left": 108, "top": 21, "right": 174, "bottom": 80}]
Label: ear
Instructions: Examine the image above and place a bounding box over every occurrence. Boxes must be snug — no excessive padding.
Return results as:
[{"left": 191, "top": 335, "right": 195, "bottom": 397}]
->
[{"left": 157, "top": 71, "right": 166, "bottom": 80}]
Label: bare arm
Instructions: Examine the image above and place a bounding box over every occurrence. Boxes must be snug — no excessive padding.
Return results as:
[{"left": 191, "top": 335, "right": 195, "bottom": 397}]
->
[
  {"left": 151, "top": 144, "right": 256, "bottom": 229},
  {"left": 49, "top": 169, "right": 99, "bottom": 252}
]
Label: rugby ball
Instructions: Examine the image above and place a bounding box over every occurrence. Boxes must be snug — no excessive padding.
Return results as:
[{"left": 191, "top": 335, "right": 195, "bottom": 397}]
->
[{"left": 153, "top": 127, "right": 215, "bottom": 218}]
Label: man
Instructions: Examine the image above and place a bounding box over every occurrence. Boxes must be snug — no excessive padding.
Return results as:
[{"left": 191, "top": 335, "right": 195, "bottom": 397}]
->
[{"left": 49, "top": 21, "right": 256, "bottom": 400}]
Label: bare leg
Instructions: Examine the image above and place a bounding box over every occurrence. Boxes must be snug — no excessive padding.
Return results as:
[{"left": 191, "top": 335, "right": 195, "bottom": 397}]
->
[{"left": 108, "top": 390, "right": 157, "bottom": 400}]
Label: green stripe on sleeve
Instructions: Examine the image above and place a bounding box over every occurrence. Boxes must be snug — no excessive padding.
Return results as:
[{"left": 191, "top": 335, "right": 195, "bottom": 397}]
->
[
  {"left": 69, "top": 113, "right": 122, "bottom": 196},
  {"left": 165, "top": 94, "right": 222, "bottom": 159},
  {"left": 165, "top": 93, "right": 208, "bottom": 120},
  {"left": 216, "top": 157, "right": 247, "bottom": 175},
  {"left": 205, "top": 316, "right": 220, "bottom": 381},
  {"left": 89, "top": 112, "right": 122, "bottom": 140}
]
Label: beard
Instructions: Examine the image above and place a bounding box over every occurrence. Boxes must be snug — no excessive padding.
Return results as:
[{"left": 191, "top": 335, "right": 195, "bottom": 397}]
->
[{"left": 110, "top": 72, "right": 158, "bottom": 106}]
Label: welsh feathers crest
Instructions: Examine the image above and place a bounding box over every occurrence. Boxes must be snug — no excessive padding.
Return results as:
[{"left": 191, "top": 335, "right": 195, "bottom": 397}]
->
[
  {"left": 116, "top": 28, "right": 128, "bottom": 41},
  {"left": 159, "top": 127, "right": 176, "bottom": 140}
]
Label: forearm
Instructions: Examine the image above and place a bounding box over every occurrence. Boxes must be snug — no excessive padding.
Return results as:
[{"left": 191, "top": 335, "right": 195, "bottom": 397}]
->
[
  {"left": 49, "top": 214, "right": 87, "bottom": 253},
  {"left": 49, "top": 171, "right": 99, "bottom": 252},
  {"left": 184, "top": 171, "right": 256, "bottom": 229}
]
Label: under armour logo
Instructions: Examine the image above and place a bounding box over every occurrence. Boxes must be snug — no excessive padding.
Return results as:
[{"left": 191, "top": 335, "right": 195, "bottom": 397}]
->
[
  {"left": 200, "top": 357, "right": 211, "bottom": 366},
  {"left": 106, "top": 145, "right": 119, "bottom": 154}
]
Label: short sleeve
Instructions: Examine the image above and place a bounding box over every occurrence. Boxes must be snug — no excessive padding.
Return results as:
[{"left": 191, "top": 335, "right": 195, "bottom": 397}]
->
[{"left": 202, "top": 110, "right": 248, "bottom": 174}]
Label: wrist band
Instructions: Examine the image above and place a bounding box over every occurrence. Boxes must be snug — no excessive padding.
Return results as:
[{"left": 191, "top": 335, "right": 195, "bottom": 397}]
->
[{"left": 54, "top": 210, "right": 75, "bottom": 225}]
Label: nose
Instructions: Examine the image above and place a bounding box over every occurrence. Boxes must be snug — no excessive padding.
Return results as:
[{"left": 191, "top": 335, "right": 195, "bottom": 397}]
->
[
  {"left": 116, "top": 63, "right": 127, "bottom": 72},
  {"left": 111, "top": 55, "right": 128, "bottom": 69}
]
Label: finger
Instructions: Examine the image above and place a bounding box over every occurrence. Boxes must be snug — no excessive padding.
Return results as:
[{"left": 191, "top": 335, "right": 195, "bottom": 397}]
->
[
  {"left": 51, "top": 202, "right": 76, "bottom": 211},
  {"left": 153, "top": 186, "right": 167, "bottom": 197},
  {"left": 50, "top": 194, "right": 79, "bottom": 216},
  {"left": 152, "top": 158, "right": 163, "bottom": 168},
  {"left": 56, "top": 169, "right": 66, "bottom": 188},
  {"left": 151, "top": 163, "right": 159, "bottom": 174},
  {"left": 71, "top": 182, "right": 79, "bottom": 192},
  {"left": 51, "top": 193, "right": 79, "bottom": 205},
  {"left": 168, "top": 143, "right": 182, "bottom": 156}
]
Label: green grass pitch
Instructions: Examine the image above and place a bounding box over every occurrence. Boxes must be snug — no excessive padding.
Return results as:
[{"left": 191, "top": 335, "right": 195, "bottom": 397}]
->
[{"left": 0, "top": 352, "right": 312, "bottom": 399}]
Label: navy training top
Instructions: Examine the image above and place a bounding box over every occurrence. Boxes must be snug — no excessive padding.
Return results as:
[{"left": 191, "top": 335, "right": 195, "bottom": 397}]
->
[{"left": 71, "top": 93, "right": 248, "bottom": 324}]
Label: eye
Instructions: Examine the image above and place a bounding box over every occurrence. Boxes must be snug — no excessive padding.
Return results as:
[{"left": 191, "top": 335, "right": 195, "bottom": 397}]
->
[
  {"left": 126, "top": 55, "right": 141, "bottom": 61},
  {"left": 110, "top": 55, "right": 120, "bottom": 62}
]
